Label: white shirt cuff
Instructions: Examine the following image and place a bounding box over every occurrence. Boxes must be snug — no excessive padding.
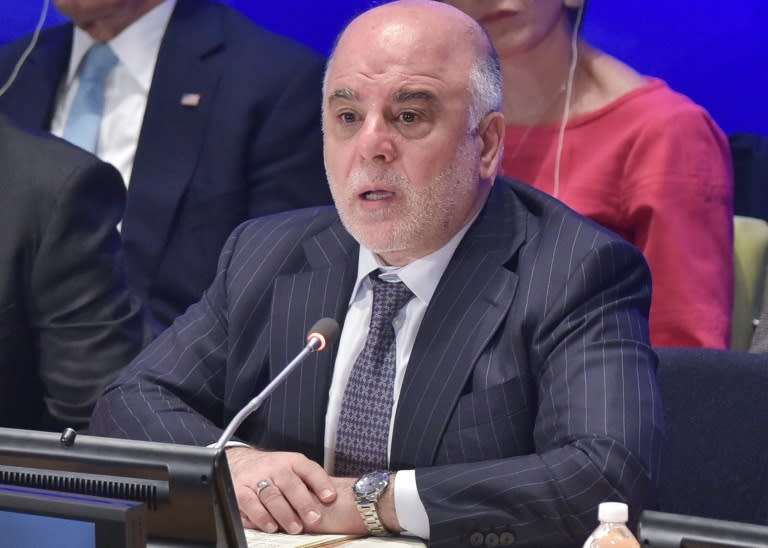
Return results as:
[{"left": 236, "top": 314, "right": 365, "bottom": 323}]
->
[{"left": 393, "top": 469, "right": 430, "bottom": 539}]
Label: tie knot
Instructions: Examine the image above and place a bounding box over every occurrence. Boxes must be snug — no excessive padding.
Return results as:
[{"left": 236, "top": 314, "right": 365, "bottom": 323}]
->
[
  {"left": 79, "top": 43, "right": 118, "bottom": 83},
  {"left": 369, "top": 272, "right": 413, "bottom": 323}
]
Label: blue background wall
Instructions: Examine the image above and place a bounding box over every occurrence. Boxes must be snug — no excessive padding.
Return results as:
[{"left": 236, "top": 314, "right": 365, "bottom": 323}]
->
[{"left": 1, "top": 0, "right": 766, "bottom": 135}]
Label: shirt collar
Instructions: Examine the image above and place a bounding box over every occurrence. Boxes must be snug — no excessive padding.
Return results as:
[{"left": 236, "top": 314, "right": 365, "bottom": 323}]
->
[
  {"left": 352, "top": 209, "right": 481, "bottom": 306},
  {"left": 66, "top": 0, "right": 176, "bottom": 91}
]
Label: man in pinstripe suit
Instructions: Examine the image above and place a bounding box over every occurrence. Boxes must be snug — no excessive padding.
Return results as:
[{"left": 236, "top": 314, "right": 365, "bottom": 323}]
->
[{"left": 91, "top": 1, "right": 664, "bottom": 545}]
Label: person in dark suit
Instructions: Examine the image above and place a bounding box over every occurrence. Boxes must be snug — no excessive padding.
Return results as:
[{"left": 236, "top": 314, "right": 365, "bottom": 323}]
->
[
  {"left": 0, "top": 0, "right": 332, "bottom": 330},
  {"left": 0, "top": 113, "right": 146, "bottom": 432},
  {"left": 91, "top": 2, "right": 663, "bottom": 546}
]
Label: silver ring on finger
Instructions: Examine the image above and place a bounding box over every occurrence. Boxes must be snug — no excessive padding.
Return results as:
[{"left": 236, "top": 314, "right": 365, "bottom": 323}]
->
[{"left": 255, "top": 479, "right": 273, "bottom": 496}]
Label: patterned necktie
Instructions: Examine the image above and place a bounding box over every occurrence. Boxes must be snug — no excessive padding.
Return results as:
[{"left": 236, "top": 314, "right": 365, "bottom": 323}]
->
[
  {"left": 62, "top": 43, "right": 118, "bottom": 153},
  {"left": 334, "top": 272, "right": 414, "bottom": 476},
  {"left": 749, "top": 309, "right": 768, "bottom": 354}
]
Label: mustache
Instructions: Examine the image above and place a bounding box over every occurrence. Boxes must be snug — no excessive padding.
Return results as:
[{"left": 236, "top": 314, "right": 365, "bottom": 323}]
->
[{"left": 346, "top": 165, "right": 409, "bottom": 192}]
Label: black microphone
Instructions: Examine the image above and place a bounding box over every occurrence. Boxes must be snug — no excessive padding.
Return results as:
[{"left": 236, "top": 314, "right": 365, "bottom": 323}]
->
[{"left": 213, "top": 318, "right": 340, "bottom": 450}]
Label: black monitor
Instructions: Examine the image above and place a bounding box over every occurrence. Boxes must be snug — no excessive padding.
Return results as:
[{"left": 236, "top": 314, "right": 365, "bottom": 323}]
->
[
  {"left": 0, "top": 427, "right": 246, "bottom": 547},
  {"left": 0, "top": 484, "right": 146, "bottom": 547},
  {"left": 638, "top": 510, "right": 768, "bottom": 548}
]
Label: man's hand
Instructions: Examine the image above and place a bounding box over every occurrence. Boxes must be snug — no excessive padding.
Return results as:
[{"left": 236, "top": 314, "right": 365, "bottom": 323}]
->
[
  {"left": 308, "top": 475, "right": 402, "bottom": 535},
  {"left": 303, "top": 476, "right": 369, "bottom": 535},
  {"left": 226, "top": 446, "right": 336, "bottom": 534},
  {"left": 225, "top": 447, "right": 399, "bottom": 535}
]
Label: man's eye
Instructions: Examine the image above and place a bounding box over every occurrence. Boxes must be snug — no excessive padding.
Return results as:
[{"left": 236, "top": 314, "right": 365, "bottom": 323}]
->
[
  {"left": 399, "top": 111, "right": 418, "bottom": 123},
  {"left": 340, "top": 112, "right": 357, "bottom": 123}
]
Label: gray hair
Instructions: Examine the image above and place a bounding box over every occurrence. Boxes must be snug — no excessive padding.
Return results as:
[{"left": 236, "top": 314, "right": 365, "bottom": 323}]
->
[{"left": 467, "top": 46, "right": 503, "bottom": 130}]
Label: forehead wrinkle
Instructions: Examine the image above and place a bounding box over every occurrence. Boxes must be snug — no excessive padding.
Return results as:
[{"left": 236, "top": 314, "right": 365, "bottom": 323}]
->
[{"left": 326, "top": 70, "right": 445, "bottom": 105}]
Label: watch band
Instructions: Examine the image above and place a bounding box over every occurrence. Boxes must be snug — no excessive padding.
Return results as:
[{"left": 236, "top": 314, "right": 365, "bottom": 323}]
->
[{"left": 356, "top": 500, "right": 389, "bottom": 536}]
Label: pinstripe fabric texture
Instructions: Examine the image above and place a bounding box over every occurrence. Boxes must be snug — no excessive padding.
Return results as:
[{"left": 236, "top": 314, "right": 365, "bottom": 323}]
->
[{"left": 91, "top": 177, "right": 664, "bottom": 547}]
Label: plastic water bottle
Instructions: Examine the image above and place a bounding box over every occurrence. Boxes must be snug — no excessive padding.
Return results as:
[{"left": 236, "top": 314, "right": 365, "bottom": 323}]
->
[{"left": 582, "top": 502, "right": 640, "bottom": 547}]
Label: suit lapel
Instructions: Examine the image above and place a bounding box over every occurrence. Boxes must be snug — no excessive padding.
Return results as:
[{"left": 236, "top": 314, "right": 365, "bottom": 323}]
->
[
  {"left": 266, "top": 221, "right": 358, "bottom": 462},
  {"left": 392, "top": 182, "right": 529, "bottom": 468},
  {"left": 122, "top": 0, "right": 222, "bottom": 277}
]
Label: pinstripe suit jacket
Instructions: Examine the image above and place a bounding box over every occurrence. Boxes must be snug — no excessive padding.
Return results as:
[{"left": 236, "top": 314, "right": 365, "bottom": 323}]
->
[{"left": 91, "top": 178, "right": 664, "bottom": 547}]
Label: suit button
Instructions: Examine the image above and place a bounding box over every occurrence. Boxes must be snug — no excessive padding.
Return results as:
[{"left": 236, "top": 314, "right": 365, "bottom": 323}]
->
[
  {"left": 485, "top": 532, "right": 499, "bottom": 546},
  {"left": 500, "top": 532, "right": 516, "bottom": 545},
  {"left": 470, "top": 532, "right": 485, "bottom": 546}
]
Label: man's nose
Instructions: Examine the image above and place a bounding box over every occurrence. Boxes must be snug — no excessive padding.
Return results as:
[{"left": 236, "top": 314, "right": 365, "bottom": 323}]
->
[{"left": 357, "top": 116, "right": 396, "bottom": 163}]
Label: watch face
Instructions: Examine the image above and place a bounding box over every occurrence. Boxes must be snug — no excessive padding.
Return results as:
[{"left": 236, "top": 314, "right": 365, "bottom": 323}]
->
[{"left": 355, "top": 471, "right": 389, "bottom": 501}]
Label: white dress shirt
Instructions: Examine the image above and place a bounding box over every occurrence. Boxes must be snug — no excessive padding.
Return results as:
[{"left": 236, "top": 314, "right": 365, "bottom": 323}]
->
[
  {"left": 50, "top": 0, "right": 176, "bottom": 188},
  {"left": 323, "top": 214, "right": 477, "bottom": 539}
]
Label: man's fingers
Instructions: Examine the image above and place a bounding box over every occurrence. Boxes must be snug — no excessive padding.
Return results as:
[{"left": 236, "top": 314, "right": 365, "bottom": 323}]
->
[
  {"left": 226, "top": 448, "right": 337, "bottom": 533},
  {"left": 240, "top": 511, "right": 257, "bottom": 530},
  {"left": 235, "top": 484, "right": 278, "bottom": 533},
  {"left": 291, "top": 458, "right": 337, "bottom": 504},
  {"left": 269, "top": 467, "right": 327, "bottom": 528},
  {"left": 265, "top": 456, "right": 339, "bottom": 530},
  {"left": 258, "top": 480, "right": 304, "bottom": 534}
]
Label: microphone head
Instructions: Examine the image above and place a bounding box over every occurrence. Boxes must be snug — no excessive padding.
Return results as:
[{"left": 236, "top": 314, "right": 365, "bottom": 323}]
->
[{"left": 306, "top": 317, "right": 340, "bottom": 351}]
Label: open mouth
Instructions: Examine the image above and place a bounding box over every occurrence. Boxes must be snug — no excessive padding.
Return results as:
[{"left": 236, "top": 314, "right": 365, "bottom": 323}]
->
[{"left": 361, "top": 190, "right": 395, "bottom": 201}]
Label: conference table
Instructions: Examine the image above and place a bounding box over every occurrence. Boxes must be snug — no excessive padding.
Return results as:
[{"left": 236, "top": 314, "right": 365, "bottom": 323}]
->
[{"left": 244, "top": 530, "right": 426, "bottom": 548}]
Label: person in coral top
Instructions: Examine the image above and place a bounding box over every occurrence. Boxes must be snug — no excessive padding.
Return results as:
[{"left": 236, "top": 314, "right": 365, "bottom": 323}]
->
[{"left": 442, "top": 0, "right": 734, "bottom": 349}]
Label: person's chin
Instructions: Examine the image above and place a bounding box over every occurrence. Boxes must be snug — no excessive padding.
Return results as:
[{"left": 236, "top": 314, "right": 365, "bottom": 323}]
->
[
  {"left": 344, "top": 205, "right": 397, "bottom": 226},
  {"left": 348, "top": 220, "right": 400, "bottom": 250}
]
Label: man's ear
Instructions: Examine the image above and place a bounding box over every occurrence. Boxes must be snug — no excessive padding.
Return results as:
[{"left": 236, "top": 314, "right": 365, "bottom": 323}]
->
[{"left": 476, "top": 111, "right": 506, "bottom": 181}]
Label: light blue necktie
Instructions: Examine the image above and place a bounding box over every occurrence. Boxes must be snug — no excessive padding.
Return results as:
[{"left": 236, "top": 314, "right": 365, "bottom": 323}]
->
[{"left": 62, "top": 43, "right": 118, "bottom": 153}]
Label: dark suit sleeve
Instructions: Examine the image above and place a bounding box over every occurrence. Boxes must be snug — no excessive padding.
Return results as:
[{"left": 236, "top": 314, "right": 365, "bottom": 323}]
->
[
  {"left": 89, "top": 208, "right": 345, "bottom": 446},
  {"left": 416, "top": 239, "right": 663, "bottom": 546},
  {"left": 33, "top": 159, "right": 146, "bottom": 431},
  {"left": 89, "top": 222, "right": 245, "bottom": 444},
  {"left": 245, "top": 53, "right": 331, "bottom": 217}
]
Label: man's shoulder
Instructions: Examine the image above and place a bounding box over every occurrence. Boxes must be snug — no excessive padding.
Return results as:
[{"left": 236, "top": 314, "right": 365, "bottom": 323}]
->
[
  {"left": 172, "top": 0, "right": 324, "bottom": 66},
  {"left": 0, "top": 116, "right": 125, "bottom": 222},
  {"left": 0, "top": 114, "right": 101, "bottom": 174},
  {"left": 221, "top": 206, "right": 352, "bottom": 276},
  {"left": 491, "top": 175, "right": 646, "bottom": 274},
  {"left": 489, "top": 177, "right": 650, "bottom": 290},
  {"left": 0, "top": 23, "right": 71, "bottom": 72},
  {"left": 234, "top": 206, "right": 342, "bottom": 243},
  {"left": 0, "top": 34, "right": 31, "bottom": 67},
  {"left": 495, "top": 176, "right": 623, "bottom": 243},
  {"left": 0, "top": 115, "right": 125, "bottom": 238}
]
